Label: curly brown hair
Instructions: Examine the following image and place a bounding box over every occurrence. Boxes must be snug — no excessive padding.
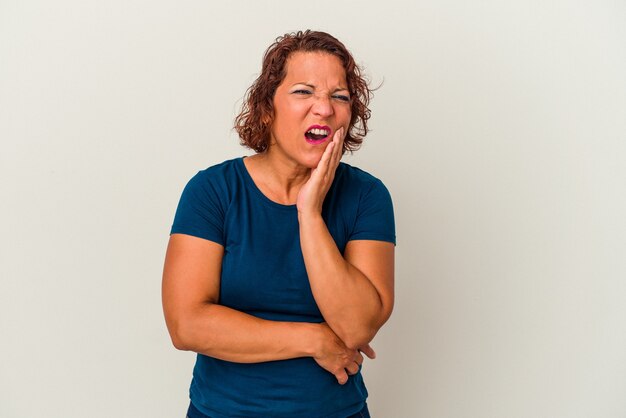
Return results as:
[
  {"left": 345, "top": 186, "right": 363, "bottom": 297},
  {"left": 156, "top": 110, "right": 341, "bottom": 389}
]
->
[{"left": 234, "top": 30, "right": 373, "bottom": 153}]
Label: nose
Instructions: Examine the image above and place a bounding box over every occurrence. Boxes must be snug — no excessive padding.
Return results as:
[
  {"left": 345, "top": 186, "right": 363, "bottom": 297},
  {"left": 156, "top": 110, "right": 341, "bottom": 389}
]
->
[{"left": 311, "top": 94, "right": 334, "bottom": 118}]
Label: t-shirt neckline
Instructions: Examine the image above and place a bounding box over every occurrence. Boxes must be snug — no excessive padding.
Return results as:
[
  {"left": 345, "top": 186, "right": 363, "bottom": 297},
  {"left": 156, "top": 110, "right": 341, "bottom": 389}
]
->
[{"left": 236, "top": 157, "right": 298, "bottom": 211}]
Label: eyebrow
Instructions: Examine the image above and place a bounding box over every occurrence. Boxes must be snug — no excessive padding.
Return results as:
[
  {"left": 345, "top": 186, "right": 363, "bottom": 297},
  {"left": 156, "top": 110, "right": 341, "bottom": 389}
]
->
[{"left": 292, "top": 83, "right": 349, "bottom": 92}]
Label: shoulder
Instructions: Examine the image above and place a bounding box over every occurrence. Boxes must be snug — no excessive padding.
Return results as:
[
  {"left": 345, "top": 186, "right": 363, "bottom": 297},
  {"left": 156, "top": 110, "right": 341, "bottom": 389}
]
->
[
  {"left": 336, "top": 162, "right": 379, "bottom": 182},
  {"left": 190, "top": 157, "right": 242, "bottom": 185},
  {"left": 334, "top": 162, "right": 391, "bottom": 197},
  {"left": 171, "top": 158, "right": 244, "bottom": 242},
  {"left": 329, "top": 163, "right": 396, "bottom": 245},
  {"left": 177, "top": 158, "right": 246, "bottom": 213},
  {"left": 328, "top": 163, "right": 394, "bottom": 217},
  {"left": 184, "top": 157, "right": 243, "bottom": 195}
]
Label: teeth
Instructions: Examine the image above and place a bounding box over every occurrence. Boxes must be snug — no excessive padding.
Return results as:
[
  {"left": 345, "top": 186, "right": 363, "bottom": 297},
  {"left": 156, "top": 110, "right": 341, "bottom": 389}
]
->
[{"left": 308, "top": 128, "right": 329, "bottom": 136}]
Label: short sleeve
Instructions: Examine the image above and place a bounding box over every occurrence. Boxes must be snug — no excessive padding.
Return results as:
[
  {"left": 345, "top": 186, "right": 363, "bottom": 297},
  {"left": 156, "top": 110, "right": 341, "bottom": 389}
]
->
[
  {"left": 170, "top": 171, "right": 225, "bottom": 245},
  {"left": 349, "top": 179, "right": 396, "bottom": 245}
]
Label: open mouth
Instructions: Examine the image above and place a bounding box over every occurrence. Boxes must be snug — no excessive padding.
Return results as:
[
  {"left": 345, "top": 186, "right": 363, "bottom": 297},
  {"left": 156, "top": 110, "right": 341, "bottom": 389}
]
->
[{"left": 305, "top": 125, "right": 331, "bottom": 143}]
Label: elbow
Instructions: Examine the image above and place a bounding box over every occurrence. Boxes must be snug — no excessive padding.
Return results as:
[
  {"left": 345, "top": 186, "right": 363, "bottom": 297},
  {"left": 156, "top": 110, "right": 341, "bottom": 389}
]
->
[
  {"left": 167, "top": 321, "right": 195, "bottom": 351},
  {"left": 341, "top": 327, "right": 377, "bottom": 350},
  {"left": 164, "top": 303, "right": 217, "bottom": 352},
  {"left": 341, "top": 308, "right": 393, "bottom": 350},
  {"left": 170, "top": 332, "right": 190, "bottom": 351}
]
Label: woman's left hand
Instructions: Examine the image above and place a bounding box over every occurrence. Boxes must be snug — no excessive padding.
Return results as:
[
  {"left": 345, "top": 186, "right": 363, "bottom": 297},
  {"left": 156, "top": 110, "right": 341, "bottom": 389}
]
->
[{"left": 296, "top": 127, "right": 345, "bottom": 216}]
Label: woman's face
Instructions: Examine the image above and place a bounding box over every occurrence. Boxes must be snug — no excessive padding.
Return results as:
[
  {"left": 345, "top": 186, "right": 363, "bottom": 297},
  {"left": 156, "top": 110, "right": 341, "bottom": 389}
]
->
[{"left": 268, "top": 51, "right": 352, "bottom": 169}]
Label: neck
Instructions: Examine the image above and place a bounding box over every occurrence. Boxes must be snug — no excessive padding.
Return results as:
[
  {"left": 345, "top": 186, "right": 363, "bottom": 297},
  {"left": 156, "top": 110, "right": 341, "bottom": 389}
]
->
[{"left": 244, "top": 150, "right": 310, "bottom": 205}]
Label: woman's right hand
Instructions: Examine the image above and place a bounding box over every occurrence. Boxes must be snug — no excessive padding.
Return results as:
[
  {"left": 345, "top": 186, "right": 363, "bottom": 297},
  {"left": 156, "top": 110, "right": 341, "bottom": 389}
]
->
[{"left": 312, "top": 322, "right": 376, "bottom": 385}]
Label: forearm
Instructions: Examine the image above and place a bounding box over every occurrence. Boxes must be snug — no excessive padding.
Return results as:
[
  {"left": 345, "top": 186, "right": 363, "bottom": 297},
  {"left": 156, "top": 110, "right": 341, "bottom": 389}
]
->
[
  {"left": 170, "top": 303, "right": 318, "bottom": 363},
  {"left": 298, "top": 213, "right": 384, "bottom": 348}
]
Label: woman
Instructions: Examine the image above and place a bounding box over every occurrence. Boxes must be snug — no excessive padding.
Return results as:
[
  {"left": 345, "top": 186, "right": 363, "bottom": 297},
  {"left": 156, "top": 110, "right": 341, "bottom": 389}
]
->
[{"left": 162, "top": 30, "right": 395, "bottom": 418}]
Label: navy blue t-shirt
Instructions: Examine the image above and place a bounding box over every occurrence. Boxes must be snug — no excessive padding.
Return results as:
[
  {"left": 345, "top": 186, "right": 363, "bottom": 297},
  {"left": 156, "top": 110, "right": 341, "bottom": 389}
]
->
[{"left": 171, "top": 157, "right": 395, "bottom": 418}]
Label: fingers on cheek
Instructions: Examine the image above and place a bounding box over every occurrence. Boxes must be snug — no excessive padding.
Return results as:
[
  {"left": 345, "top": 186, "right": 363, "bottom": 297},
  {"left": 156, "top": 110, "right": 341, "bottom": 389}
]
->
[
  {"left": 327, "top": 143, "right": 333, "bottom": 158},
  {"left": 332, "top": 140, "right": 341, "bottom": 162}
]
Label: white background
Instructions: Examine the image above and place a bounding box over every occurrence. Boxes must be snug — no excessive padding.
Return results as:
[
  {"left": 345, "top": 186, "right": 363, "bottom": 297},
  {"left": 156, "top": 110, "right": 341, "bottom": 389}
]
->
[{"left": 1, "top": 1, "right": 625, "bottom": 417}]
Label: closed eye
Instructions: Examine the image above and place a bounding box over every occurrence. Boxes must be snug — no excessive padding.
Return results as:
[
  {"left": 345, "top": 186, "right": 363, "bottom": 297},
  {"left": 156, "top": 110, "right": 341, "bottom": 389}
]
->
[
  {"left": 332, "top": 94, "right": 350, "bottom": 102},
  {"left": 293, "top": 89, "right": 312, "bottom": 95}
]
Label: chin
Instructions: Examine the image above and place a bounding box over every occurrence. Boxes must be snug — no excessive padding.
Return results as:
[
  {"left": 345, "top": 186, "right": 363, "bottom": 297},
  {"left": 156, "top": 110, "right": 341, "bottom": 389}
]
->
[{"left": 300, "top": 151, "right": 325, "bottom": 169}]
